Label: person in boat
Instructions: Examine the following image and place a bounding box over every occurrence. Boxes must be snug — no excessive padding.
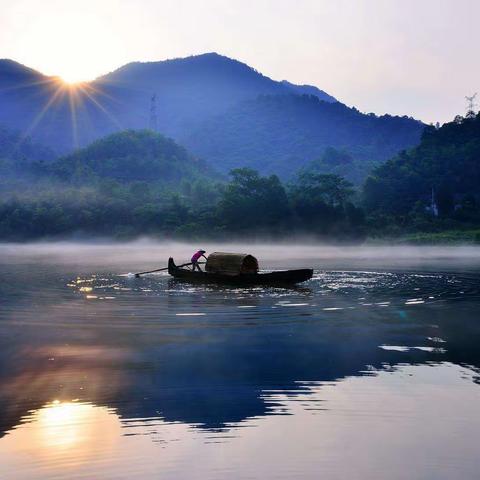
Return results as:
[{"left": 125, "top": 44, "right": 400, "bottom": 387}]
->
[{"left": 191, "top": 249, "right": 207, "bottom": 271}]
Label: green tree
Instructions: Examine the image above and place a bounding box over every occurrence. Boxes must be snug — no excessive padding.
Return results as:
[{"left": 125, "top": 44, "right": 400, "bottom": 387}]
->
[
  {"left": 288, "top": 172, "right": 359, "bottom": 236},
  {"left": 218, "top": 168, "right": 290, "bottom": 232},
  {"left": 295, "top": 172, "right": 354, "bottom": 207}
]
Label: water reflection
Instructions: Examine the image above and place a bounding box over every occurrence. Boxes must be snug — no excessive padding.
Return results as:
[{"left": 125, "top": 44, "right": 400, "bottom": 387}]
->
[
  {"left": 1, "top": 401, "right": 121, "bottom": 477},
  {"left": 16, "top": 401, "right": 118, "bottom": 450},
  {"left": 2, "top": 364, "right": 480, "bottom": 479},
  {"left": 1, "top": 243, "right": 480, "bottom": 478}
]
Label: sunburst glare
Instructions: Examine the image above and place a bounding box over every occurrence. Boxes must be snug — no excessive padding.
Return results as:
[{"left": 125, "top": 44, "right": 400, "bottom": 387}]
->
[
  {"left": 10, "top": 75, "right": 122, "bottom": 150},
  {"left": 60, "top": 75, "right": 89, "bottom": 85}
]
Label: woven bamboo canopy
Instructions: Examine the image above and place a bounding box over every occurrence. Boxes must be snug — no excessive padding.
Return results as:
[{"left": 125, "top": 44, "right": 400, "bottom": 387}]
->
[{"left": 205, "top": 252, "right": 259, "bottom": 276}]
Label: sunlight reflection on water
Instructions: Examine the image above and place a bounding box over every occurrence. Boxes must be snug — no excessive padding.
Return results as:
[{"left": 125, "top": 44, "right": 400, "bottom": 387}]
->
[{"left": 2, "top": 364, "right": 480, "bottom": 480}]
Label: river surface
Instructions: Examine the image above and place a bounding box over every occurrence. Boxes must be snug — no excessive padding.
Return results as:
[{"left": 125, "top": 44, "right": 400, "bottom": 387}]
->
[{"left": 1, "top": 242, "right": 480, "bottom": 479}]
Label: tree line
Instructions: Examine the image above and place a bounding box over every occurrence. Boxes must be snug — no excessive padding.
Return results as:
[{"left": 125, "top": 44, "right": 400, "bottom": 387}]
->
[{"left": 0, "top": 167, "right": 364, "bottom": 241}]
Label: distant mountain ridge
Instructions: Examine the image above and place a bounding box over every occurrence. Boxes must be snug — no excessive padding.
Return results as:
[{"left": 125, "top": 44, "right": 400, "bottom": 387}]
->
[
  {"left": 0, "top": 53, "right": 336, "bottom": 151},
  {"left": 0, "top": 52, "right": 423, "bottom": 177},
  {"left": 93, "top": 53, "right": 337, "bottom": 141},
  {"left": 95, "top": 53, "right": 336, "bottom": 103},
  {"left": 0, "top": 58, "right": 44, "bottom": 81}
]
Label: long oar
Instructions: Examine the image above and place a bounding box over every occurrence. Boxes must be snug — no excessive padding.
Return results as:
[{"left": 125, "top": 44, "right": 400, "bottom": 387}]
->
[{"left": 133, "top": 262, "right": 204, "bottom": 278}]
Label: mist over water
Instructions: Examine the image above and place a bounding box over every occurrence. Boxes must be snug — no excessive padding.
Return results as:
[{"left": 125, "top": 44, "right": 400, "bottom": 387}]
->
[
  {"left": 3, "top": 239, "right": 480, "bottom": 267},
  {"left": 1, "top": 242, "right": 480, "bottom": 479}
]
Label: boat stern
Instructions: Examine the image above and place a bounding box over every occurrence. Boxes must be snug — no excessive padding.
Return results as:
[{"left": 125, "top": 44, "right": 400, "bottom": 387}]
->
[{"left": 168, "top": 257, "right": 176, "bottom": 275}]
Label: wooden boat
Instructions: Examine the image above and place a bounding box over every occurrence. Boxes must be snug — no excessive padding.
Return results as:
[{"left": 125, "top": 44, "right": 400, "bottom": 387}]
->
[{"left": 168, "top": 252, "right": 313, "bottom": 286}]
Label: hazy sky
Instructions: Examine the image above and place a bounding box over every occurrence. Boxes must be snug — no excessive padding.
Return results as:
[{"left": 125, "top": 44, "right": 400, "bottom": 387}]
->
[{"left": 0, "top": 0, "right": 479, "bottom": 123}]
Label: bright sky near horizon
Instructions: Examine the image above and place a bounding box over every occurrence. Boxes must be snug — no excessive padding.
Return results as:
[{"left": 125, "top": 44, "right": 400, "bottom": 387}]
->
[{"left": 0, "top": 0, "right": 479, "bottom": 123}]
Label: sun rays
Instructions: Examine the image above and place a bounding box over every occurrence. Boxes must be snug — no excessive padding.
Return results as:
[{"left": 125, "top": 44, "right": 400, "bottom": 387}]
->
[
  {"left": 77, "top": 83, "right": 124, "bottom": 130},
  {"left": 5, "top": 74, "right": 124, "bottom": 151}
]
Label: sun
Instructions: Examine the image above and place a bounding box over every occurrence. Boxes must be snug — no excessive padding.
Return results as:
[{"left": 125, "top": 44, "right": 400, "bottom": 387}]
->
[
  {"left": 60, "top": 73, "right": 89, "bottom": 85},
  {"left": 53, "top": 56, "right": 99, "bottom": 85}
]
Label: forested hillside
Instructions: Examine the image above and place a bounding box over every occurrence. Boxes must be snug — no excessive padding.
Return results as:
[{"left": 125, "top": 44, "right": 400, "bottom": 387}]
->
[
  {"left": 184, "top": 94, "right": 424, "bottom": 179},
  {"left": 363, "top": 113, "right": 480, "bottom": 236},
  {"left": 0, "top": 127, "right": 365, "bottom": 241},
  {"left": 51, "top": 130, "right": 214, "bottom": 184},
  {"left": 364, "top": 113, "right": 480, "bottom": 213},
  {"left": 0, "top": 130, "right": 222, "bottom": 239},
  {"left": 0, "top": 125, "right": 54, "bottom": 179},
  {"left": 0, "top": 126, "right": 53, "bottom": 163}
]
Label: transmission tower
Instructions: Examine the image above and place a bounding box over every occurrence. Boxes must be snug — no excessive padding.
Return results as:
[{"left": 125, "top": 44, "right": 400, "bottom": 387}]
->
[
  {"left": 149, "top": 93, "right": 158, "bottom": 131},
  {"left": 465, "top": 92, "right": 478, "bottom": 115}
]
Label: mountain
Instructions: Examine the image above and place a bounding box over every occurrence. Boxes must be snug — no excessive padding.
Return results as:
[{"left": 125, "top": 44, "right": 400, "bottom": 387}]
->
[
  {"left": 0, "top": 53, "right": 424, "bottom": 178},
  {"left": 0, "top": 124, "right": 53, "bottom": 162},
  {"left": 94, "top": 53, "right": 337, "bottom": 135},
  {"left": 51, "top": 130, "right": 215, "bottom": 184},
  {"left": 0, "top": 124, "right": 55, "bottom": 179},
  {"left": 363, "top": 113, "right": 480, "bottom": 217},
  {"left": 97, "top": 54, "right": 336, "bottom": 105},
  {"left": 0, "top": 53, "right": 336, "bottom": 153},
  {"left": 183, "top": 94, "right": 425, "bottom": 179},
  {"left": 0, "top": 59, "right": 43, "bottom": 84}
]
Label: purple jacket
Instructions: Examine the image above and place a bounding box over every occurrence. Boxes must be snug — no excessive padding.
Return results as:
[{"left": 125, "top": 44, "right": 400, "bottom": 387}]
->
[{"left": 191, "top": 251, "right": 204, "bottom": 262}]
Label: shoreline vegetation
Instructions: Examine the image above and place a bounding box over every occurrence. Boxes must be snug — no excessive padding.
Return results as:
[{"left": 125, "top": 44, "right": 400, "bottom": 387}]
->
[{"left": 1, "top": 113, "right": 479, "bottom": 244}]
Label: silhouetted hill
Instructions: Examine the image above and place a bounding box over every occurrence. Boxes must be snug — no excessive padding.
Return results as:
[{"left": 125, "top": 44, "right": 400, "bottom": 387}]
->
[
  {"left": 184, "top": 94, "right": 424, "bottom": 178},
  {"left": 96, "top": 52, "right": 336, "bottom": 108},
  {"left": 0, "top": 59, "right": 43, "bottom": 84}
]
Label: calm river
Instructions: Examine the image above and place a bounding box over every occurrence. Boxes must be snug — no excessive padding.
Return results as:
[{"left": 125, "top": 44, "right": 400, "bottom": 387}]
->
[{"left": 1, "top": 242, "right": 480, "bottom": 479}]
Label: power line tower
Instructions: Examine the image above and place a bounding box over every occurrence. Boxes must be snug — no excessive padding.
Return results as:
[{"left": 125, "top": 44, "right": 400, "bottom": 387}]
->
[
  {"left": 149, "top": 93, "right": 158, "bottom": 131},
  {"left": 465, "top": 92, "right": 478, "bottom": 117}
]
